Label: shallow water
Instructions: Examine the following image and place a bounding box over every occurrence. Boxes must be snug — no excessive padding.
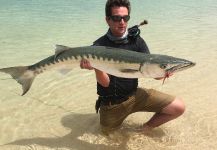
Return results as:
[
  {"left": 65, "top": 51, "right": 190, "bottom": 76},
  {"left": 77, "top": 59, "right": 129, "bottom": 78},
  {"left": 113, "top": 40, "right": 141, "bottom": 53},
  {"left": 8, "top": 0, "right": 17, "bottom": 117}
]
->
[{"left": 0, "top": 0, "right": 217, "bottom": 150}]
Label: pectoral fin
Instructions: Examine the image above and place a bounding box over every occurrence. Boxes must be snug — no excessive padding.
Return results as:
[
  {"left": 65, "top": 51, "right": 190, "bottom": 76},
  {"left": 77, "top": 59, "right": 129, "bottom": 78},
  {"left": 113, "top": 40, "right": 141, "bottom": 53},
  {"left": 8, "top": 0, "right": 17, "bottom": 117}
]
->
[{"left": 119, "top": 69, "right": 139, "bottom": 73}]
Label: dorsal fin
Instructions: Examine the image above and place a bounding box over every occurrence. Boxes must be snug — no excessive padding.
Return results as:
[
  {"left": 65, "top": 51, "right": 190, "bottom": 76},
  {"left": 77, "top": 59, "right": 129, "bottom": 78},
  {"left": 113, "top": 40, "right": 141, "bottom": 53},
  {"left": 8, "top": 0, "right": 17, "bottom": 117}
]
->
[{"left": 55, "top": 45, "right": 71, "bottom": 58}]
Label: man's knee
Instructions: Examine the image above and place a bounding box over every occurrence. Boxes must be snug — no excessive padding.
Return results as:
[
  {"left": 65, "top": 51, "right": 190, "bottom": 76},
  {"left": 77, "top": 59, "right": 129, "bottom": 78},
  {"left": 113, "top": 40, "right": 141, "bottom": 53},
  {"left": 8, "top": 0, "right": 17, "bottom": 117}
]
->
[
  {"left": 162, "top": 97, "right": 185, "bottom": 116},
  {"left": 173, "top": 98, "right": 185, "bottom": 115}
]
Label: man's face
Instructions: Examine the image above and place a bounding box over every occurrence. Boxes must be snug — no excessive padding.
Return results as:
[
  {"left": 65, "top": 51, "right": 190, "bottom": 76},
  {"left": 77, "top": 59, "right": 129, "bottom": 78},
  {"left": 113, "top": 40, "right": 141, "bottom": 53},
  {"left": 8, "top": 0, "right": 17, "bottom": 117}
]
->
[{"left": 106, "top": 6, "right": 129, "bottom": 37}]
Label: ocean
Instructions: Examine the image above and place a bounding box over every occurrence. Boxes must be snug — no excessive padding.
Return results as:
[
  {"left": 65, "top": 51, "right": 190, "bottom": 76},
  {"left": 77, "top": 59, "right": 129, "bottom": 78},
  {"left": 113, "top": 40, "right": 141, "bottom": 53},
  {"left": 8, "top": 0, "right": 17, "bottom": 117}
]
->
[{"left": 0, "top": 0, "right": 217, "bottom": 149}]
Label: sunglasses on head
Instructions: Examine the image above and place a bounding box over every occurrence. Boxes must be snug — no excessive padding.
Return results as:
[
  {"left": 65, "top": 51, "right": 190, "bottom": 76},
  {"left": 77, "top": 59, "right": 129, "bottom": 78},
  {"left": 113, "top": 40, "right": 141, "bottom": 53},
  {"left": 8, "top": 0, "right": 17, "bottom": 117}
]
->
[{"left": 109, "top": 15, "right": 130, "bottom": 22}]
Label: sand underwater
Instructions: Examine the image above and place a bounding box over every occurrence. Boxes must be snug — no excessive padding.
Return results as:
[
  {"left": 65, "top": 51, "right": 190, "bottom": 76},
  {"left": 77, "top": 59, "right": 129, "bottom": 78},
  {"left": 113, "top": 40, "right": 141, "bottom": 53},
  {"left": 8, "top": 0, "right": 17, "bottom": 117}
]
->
[{"left": 0, "top": 0, "right": 217, "bottom": 149}]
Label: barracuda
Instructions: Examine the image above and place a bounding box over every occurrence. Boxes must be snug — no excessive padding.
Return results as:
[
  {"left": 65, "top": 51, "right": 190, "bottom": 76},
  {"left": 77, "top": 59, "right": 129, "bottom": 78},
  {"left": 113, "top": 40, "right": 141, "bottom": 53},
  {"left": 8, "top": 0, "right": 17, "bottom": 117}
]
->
[{"left": 0, "top": 45, "right": 195, "bottom": 95}]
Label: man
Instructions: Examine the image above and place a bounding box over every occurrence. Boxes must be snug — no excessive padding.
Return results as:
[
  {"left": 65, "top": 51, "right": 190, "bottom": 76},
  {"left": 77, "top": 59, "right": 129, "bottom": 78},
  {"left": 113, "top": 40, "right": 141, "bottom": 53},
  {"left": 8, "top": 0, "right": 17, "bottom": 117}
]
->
[{"left": 80, "top": 0, "right": 185, "bottom": 133}]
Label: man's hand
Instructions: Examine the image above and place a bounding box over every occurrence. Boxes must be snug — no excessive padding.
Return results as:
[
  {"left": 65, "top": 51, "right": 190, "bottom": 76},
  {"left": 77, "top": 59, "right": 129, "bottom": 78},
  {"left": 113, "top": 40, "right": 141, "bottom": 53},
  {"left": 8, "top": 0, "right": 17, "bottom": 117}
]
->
[
  {"left": 80, "top": 59, "right": 110, "bottom": 87},
  {"left": 80, "top": 59, "right": 94, "bottom": 70}
]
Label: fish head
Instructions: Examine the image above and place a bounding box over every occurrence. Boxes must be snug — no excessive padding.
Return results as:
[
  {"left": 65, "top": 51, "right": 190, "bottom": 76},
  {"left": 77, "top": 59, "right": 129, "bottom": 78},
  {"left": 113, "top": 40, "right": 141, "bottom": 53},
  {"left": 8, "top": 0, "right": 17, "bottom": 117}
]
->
[
  {"left": 161, "top": 56, "right": 196, "bottom": 75},
  {"left": 141, "top": 55, "right": 196, "bottom": 78}
]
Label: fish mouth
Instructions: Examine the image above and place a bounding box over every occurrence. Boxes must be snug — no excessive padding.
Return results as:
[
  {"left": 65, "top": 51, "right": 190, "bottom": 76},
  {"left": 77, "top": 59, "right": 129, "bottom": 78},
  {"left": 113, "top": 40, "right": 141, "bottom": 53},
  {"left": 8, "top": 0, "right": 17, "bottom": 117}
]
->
[{"left": 167, "top": 61, "right": 196, "bottom": 73}]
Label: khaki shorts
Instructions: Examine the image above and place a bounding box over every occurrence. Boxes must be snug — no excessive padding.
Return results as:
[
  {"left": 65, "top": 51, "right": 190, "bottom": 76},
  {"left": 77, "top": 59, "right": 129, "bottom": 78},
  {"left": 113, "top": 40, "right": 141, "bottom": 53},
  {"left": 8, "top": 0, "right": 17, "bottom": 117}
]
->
[{"left": 99, "top": 88, "right": 175, "bottom": 132}]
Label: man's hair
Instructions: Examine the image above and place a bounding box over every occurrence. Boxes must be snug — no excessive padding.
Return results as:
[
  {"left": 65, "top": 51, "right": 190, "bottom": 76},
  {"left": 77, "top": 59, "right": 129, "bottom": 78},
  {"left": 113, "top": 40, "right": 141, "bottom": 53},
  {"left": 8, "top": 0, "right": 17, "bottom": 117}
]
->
[{"left": 105, "top": 0, "right": 131, "bottom": 17}]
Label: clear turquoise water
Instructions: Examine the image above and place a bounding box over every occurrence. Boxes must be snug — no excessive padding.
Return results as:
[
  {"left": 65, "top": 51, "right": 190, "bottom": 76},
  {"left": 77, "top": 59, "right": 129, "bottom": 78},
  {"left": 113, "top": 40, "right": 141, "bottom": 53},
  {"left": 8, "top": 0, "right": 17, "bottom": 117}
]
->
[
  {"left": 0, "top": 0, "right": 216, "bottom": 63},
  {"left": 0, "top": 0, "right": 217, "bottom": 150}
]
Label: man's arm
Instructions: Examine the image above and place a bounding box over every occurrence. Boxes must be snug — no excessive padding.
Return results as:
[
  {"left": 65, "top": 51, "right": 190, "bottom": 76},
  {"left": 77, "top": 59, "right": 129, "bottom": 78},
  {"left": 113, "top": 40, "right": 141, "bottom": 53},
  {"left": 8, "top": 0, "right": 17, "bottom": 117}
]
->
[
  {"left": 80, "top": 59, "right": 110, "bottom": 87},
  {"left": 94, "top": 69, "right": 110, "bottom": 87}
]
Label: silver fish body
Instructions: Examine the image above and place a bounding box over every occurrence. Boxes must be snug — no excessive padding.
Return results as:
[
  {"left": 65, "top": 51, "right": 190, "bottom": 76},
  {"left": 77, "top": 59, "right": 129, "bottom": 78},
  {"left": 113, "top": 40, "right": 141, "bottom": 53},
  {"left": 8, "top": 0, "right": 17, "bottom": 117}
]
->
[{"left": 0, "top": 45, "right": 195, "bottom": 95}]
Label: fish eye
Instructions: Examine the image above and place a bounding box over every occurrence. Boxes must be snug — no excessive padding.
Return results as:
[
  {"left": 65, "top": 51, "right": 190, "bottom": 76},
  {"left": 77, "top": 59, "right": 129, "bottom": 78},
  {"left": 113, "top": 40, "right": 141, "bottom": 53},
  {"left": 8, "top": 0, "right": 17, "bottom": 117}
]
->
[{"left": 160, "top": 64, "right": 167, "bottom": 69}]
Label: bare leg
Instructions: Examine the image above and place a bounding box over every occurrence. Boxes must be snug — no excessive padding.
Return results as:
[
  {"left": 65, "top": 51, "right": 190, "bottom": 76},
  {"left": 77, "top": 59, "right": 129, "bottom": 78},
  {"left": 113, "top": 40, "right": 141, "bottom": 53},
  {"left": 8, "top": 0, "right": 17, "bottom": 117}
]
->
[{"left": 144, "top": 98, "right": 185, "bottom": 130}]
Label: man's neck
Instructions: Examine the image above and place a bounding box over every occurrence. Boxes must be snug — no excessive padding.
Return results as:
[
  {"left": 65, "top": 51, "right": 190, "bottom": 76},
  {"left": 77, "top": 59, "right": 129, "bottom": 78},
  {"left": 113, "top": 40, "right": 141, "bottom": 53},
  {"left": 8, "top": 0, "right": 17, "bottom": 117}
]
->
[{"left": 106, "top": 29, "right": 128, "bottom": 44}]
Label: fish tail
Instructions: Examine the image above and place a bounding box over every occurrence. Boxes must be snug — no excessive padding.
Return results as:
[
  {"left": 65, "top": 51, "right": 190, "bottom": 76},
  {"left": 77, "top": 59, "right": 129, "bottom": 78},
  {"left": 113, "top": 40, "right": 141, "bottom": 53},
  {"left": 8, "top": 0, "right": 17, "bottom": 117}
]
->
[{"left": 0, "top": 66, "right": 36, "bottom": 95}]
